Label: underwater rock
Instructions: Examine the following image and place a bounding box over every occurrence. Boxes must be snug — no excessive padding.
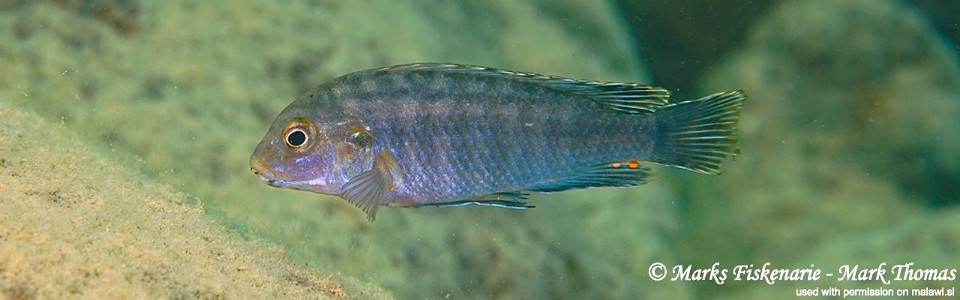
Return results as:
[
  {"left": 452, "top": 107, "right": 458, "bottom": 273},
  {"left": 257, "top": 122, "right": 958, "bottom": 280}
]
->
[
  {"left": 0, "top": 0, "right": 140, "bottom": 34},
  {"left": 685, "top": 0, "right": 960, "bottom": 297},
  {"left": 0, "top": 0, "right": 685, "bottom": 299},
  {"left": 0, "top": 102, "right": 387, "bottom": 299},
  {"left": 713, "top": 0, "right": 960, "bottom": 206}
]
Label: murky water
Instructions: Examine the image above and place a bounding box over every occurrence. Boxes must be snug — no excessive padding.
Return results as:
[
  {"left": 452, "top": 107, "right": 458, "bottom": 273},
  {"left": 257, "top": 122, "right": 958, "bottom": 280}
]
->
[{"left": 1, "top": 0, "right": 958, "bottom": 299}]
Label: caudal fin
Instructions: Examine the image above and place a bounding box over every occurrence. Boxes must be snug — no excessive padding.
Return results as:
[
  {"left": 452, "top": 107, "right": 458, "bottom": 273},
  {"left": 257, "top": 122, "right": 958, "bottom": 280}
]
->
[{"left": 651, "top": 91, "right": 745, "bottom": 174}]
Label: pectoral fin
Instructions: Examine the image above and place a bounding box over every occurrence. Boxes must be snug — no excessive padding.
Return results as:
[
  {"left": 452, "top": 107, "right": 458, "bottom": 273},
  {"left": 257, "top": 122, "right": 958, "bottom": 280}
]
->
[{"left": 340, "top": 149, "right": 403, "bottom": 221}]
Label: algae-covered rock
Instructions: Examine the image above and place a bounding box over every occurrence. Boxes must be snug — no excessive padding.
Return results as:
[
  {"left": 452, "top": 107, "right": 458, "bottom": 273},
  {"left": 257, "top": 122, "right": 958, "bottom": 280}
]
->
[
  {"left": 681, "top": 0, "right": 960, "bottom": 298},
  {"left": 0, "top": 102, "right": 389, "bottom": 299},
  {"left": 0, "top": 1, "right": 685, "bottom": 299},
  {"left": 707, "top": 0, "right": 960, "bottom": 205}
]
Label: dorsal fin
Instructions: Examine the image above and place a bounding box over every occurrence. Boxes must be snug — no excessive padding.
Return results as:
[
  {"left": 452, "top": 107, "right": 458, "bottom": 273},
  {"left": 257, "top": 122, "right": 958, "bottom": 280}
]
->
[{"left": 378, "top": 63, "right": 671, "bottom": 115}]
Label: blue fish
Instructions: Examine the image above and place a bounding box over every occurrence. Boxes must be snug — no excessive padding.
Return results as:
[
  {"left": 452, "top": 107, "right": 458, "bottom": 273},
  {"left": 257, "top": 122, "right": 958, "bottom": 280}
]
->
[{"left": 250, "top": 63, "right": 745, "bottom": 220}]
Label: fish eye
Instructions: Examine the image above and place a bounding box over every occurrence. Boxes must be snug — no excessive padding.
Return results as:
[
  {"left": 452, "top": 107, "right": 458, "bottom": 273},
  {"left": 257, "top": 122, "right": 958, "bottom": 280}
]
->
[
  {"left": 282, "top": 118, "right": 315, "bottom": 150},
  {"left": 286, "top": 129, "right": 307, "bottom": 147}
]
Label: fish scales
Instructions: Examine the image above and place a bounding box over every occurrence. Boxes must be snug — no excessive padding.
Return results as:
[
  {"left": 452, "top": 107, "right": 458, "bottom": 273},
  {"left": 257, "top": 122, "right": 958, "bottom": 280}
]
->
[
  {"left": 342, "top": 68, "right": 650, "bottom": 199},
  {"left": 250, "top": 63, "right": 745, "bottom": 221}
]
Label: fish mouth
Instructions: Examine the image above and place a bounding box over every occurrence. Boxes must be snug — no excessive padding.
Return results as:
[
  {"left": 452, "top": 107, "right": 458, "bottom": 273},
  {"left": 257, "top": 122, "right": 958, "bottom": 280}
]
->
[
  {"left": 250, "top": 159, "right": 277, "bottom": 184},
  {"left": 249, "top": 158, "right": 333, "bottom": 193}
]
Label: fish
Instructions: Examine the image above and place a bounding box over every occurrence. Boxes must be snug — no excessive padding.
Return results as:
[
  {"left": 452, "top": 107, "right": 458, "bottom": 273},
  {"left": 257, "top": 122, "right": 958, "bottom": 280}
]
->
[{"left": 250, "top": 63, "right": 745, "bottom": 221}]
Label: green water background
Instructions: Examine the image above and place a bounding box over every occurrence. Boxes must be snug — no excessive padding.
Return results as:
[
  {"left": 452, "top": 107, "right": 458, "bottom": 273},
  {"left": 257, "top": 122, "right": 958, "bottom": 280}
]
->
[{"left": 1, "top": 0, "right": 958, "bottom": 298}]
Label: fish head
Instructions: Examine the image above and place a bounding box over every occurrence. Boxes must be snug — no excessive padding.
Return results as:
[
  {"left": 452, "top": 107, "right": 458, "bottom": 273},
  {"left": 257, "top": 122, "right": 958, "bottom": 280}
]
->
[{"left": 250, "top": 109, "right": 376, "bottom": 196}]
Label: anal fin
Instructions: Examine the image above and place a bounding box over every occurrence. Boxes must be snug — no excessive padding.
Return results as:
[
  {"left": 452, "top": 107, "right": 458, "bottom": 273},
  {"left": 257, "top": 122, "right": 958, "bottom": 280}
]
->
[
  {"left": 528, "top": 161, "right": 656, "bottom": 193},
  {"left": 412, "top": 191, "right": 533, "bottom": 209},
  {"left": 412, "top": 200, "right": 534, "bottom": 209},
  {"left": 474, "top": 191, "right": 529, "bottom": 201}
]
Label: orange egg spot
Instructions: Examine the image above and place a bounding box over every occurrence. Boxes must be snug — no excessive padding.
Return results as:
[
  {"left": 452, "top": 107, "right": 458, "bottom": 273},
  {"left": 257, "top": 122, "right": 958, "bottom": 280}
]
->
[
  {"left": 628, "top": 161, "right": 640, "bottom": 169},
  {"left": 611, "top": 162, "right": 622, "bottom": 168}
]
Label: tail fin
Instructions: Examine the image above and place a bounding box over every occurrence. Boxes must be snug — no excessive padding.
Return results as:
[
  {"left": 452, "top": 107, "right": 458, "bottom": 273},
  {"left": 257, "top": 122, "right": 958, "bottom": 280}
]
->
[{"left": 651, "top": 91, "right": 745, "bottom": 174}]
